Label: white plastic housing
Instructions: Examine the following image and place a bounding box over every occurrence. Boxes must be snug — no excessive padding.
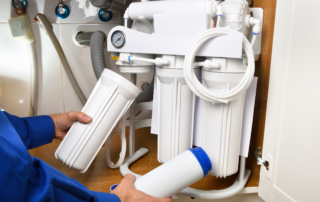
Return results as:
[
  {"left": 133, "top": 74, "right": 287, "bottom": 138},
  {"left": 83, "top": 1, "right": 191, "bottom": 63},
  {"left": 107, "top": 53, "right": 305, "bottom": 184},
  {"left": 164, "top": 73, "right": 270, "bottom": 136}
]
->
[
  {"left": 219, "top": 0, "right": 250, "bottom": 36},
  {"left": 135, "top": 150, "right": 204, "bottom": 198},
  {"left": 200, "top": 70, "right": 245, "bottom": 177},
  {"left": 156, "top": 67, "right": 200, "bottom": 163},
  {"left": 55, "top": 69, "right": 140, "bottom": 173},
  {"left": 127, "top": 0, "right": 215, "bottom": 21}
]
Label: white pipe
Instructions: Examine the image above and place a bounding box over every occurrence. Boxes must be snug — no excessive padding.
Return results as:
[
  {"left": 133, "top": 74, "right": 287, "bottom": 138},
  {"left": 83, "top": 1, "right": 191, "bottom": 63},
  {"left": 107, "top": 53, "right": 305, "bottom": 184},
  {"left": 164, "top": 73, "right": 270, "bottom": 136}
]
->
[
  {"left": 120, "top": 149, "right": 251, "bottom": 200},
  {"left": 124, "top": 9, "right": 128, "bottom": 28},
  {"left": 251, "top": 34, "right": 257, "bottom": 48},
  {"left": 217, "top": 16, "right": 222, "bottom": 28},
  {"left": 120, "top": 54, "right": 170, "bottom": 66},
  {"left": 131, "top": 57, "right": 155, "bottom": 64},
  {"left": 216, "top": 6, "right": 223, "bottom": 28},
  {"left": 239, "top": 156, "right": 246, "bottom": 182},
  {"left": 35, "top": 14, "right": 87, "bottom": 105},
  {"left": 27, "top": 42, "right": 40, "bottom": 116},
  {"left": 129, "top": 73, "right": 137, "bottom": 157}
]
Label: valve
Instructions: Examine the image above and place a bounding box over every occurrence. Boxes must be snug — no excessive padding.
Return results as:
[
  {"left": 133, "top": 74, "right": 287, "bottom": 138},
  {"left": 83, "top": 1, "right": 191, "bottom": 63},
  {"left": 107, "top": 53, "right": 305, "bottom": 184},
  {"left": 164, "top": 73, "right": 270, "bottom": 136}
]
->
[{"left": 55, "top": 0, "right": 70, "bottom": 19}]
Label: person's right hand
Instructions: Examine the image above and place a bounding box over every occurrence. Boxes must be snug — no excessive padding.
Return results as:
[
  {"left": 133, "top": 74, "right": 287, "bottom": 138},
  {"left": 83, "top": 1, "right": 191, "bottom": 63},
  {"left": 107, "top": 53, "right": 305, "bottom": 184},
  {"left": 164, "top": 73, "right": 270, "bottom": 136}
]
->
[{"left": 111, "top": 174, "right": 173, "bottom": 202}]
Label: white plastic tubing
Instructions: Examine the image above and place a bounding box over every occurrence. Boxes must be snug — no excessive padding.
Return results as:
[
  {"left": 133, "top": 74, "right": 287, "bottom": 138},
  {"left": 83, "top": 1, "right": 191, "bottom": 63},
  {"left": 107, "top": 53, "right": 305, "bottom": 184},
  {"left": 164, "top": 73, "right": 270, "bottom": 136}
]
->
[
  {"left": 184, "top": 27, "right": 255, "bottom": 104},
  {"left": 35, "top": 14, "right": 87, "bottom": 105},
  {"left": 27, "top": 42, "right": 40, "bottom": 116}
]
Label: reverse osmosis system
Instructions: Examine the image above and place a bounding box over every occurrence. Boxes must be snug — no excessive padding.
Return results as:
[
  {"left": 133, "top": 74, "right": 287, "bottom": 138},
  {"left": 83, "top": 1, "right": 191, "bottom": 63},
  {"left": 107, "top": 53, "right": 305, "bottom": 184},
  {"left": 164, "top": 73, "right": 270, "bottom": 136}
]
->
[{"left": 8, "top": 0, "right": 263, "bottom": 199}]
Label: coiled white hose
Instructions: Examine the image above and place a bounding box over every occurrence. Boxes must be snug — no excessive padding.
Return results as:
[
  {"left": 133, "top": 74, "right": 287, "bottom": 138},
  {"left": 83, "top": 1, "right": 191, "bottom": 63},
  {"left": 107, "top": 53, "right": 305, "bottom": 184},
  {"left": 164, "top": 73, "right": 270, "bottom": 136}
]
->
[{"left": 183, "top": 27, "right": 255, "bottom": 104}]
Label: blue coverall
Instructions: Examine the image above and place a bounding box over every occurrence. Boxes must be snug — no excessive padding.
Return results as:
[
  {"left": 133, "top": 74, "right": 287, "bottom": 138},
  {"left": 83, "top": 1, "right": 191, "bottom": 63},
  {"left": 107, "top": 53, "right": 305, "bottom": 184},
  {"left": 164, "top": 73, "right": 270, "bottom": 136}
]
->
[{"left": 0, "top": 109, "right": 120, "bottom": 202}]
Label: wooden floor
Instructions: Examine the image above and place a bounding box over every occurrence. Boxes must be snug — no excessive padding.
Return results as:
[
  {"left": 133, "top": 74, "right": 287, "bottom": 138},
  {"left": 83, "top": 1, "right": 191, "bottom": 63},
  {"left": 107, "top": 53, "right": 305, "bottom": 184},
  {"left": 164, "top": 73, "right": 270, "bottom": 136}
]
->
[
  {"left": 30, "top": 127, "right": 256, "bottom": 193},
  {"left": 29, "top": 0, "right": 277, "bottom": 194}
]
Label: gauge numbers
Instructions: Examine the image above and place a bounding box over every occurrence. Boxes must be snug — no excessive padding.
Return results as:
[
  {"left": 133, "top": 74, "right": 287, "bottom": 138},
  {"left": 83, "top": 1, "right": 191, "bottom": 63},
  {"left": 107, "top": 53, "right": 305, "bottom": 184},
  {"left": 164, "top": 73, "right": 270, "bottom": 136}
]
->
[{"left": 111, "top": 31, "right": 125, "bottom": 49}]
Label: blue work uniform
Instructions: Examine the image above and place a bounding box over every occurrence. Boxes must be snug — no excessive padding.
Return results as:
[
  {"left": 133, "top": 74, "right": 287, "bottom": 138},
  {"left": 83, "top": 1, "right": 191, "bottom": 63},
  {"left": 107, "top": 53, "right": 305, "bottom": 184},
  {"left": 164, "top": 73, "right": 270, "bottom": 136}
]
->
[{"left": 0, "top": 109, "right": 120, "bottom": 202}]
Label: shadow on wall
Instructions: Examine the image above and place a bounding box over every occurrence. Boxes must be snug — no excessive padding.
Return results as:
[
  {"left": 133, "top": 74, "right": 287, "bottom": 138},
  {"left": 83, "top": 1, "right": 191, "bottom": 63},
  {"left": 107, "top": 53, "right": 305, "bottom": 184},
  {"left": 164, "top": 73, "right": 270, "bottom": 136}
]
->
[{"left": 0, "top": 75, "right": 30, "bottom": 116}]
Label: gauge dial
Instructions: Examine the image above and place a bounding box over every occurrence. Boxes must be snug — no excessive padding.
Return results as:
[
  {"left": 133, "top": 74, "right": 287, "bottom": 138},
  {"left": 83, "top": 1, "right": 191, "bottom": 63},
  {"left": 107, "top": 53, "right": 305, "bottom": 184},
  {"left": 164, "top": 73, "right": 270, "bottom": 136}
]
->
[{"left": 111, "top": 31, "right": 125, "bottom": 49}]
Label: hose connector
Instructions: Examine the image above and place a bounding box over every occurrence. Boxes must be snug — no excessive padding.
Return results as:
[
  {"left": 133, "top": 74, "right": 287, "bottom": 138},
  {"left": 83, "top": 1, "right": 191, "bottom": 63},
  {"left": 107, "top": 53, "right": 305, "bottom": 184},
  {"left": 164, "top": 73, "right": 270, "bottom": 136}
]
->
[
  {"left": 245, "top": 15, "right": 261, "bottom": 35},
  {"left": 217, "top": 5, "right": 223, "bottom": 17},
  {"left": 120, "top": 54, "right": 170, "bottom": 66}
]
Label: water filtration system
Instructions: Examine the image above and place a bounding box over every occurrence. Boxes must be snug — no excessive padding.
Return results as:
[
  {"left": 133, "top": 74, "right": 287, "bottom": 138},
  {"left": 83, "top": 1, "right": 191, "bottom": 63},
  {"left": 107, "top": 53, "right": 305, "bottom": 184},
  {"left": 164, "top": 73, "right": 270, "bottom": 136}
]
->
[{"left": 23, "top": 0, "right": 264, "bottom": 200}]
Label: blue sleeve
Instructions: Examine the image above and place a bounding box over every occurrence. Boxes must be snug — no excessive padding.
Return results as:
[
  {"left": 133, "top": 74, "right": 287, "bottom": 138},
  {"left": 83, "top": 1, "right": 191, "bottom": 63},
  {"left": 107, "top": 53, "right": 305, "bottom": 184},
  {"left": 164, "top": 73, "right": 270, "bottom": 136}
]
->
[
  {"left": 0, "top": 111, "right": 121, "bottom": 202},
  {"left": 3, "top": 112, "right": 55, "bottom": 150},
  {"left": 92, "top": 192, "right": 121, "bottom": 202}
]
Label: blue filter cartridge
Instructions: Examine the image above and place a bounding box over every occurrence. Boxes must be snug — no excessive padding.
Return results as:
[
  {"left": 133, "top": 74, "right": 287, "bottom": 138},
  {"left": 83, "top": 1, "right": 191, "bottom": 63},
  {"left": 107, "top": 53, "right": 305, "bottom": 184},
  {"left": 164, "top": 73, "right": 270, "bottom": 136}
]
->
[{"left": 134, "top": 147, "right": 212, "bottom": 198}]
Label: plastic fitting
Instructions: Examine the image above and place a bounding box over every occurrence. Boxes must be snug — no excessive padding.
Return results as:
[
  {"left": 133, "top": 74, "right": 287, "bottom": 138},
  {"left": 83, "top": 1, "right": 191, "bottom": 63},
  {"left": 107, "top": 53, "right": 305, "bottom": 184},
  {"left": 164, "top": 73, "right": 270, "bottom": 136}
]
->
[
  {"left": 123, "top": 9, "right": 128, "bottom": 20},
  {"left": 154, "top": 58, "right": 170, "bottom": 66},
  {"left": 217, "top": 5, "right": 223, "bottom": 17},
  {"left": 245, "top": 15, "right": 261, "bottom": 34},
  {"left": 203, "top": 60, "right": 221, "bottom": 69},
  {"left": 123, "top": 9, "right": 129, "bottom": 27},
  {"left": 211, "top": 1, "right": 219, "bottom": 16},
  {"left": 119, "top": 53, "right": 131, "bottom": 63}
]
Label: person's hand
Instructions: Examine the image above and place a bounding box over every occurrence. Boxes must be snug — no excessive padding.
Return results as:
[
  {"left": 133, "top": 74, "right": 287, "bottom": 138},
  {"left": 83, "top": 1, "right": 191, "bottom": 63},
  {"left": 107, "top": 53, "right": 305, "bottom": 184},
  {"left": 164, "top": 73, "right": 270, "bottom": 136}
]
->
[
  {"left": 111, "top": 174, "right": 173, "bottom": 202},
  {"left": 50, "top": 111, "right": 92, "bottom": 140}
]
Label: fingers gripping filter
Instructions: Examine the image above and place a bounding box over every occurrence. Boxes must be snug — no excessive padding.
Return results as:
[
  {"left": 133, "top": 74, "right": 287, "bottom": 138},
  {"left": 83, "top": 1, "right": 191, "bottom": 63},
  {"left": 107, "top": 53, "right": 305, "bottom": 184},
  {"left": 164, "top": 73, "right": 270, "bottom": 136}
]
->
[
  {"left": 55, "top": 69, "right": 140, "bottom": 173},
  {"left": 134, "top": 147, "right": 212, "bottom": 198}
]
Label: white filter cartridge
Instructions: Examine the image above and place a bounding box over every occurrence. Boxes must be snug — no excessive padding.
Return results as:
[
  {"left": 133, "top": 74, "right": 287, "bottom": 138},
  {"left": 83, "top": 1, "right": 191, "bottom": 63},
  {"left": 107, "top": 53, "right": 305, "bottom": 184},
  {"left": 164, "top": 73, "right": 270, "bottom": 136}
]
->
[
  {"left": 127, "top": 0, "right": 215, "bottom": 21},
  {"left": 134, "top": 147, "right": 212, "bottom": 198},
  {"left": 200, "top": 70, "right": 246, "bottom": 177},
  {"left": 156, "top": 67, "right": 200, "bottom": 163},
  {"left": 55, "top": 69, "right": 140, "bottom": 173}
]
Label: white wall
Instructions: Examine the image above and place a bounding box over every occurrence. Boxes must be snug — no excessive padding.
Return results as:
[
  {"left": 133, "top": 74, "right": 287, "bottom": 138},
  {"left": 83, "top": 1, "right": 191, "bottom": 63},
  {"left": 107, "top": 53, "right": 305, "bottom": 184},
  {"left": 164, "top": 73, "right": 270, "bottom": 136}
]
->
[
  {"left": 0, "top": 0, "right": 153, "bottom": 117},
  {"left": 259, "top": 0, "right": 320, "bottom": 201}
]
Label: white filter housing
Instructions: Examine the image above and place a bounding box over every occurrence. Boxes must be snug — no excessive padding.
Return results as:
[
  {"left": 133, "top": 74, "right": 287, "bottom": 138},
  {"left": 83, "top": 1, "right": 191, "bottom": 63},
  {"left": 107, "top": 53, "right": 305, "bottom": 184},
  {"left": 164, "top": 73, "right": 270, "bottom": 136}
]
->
[
  {"left": 127, "top": 0, "right": 216, "bottom": 21},
  {"left": 200, "top": 70, "right": 246, "bottom": 177},
  {"left": 55, "top": 69, "right": 140, "bottom": 173},
  {"left": 135, "top": 148, "right": 212, "bottom": 198},
  {"left": 156, "top": 67, "right": 200, "bottom": 163},
  {"left": 220, "top": 0, "right": 250, "bottom": 36}
]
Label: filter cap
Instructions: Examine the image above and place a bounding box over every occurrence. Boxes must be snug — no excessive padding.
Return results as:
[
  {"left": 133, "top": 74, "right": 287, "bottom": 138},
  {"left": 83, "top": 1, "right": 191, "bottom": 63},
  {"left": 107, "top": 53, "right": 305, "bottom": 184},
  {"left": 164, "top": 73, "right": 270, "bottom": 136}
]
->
[{"left": 189, "top": 147, "right": 212, "bottom": 177}]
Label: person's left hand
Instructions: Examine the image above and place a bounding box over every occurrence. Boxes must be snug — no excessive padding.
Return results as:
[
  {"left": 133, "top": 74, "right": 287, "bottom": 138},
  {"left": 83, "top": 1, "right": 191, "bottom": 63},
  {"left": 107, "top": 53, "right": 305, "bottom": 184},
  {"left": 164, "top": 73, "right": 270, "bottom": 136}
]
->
[{"left": 50, "top": 111, "right": 92, "bottom": 140}]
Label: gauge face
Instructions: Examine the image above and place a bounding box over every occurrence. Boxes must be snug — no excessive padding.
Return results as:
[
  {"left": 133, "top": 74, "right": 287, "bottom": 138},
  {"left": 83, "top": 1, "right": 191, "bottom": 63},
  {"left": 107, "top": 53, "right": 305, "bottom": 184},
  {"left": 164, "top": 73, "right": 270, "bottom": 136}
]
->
[{"left": 111, "top": 31, "right": 125, "bottom": 48}]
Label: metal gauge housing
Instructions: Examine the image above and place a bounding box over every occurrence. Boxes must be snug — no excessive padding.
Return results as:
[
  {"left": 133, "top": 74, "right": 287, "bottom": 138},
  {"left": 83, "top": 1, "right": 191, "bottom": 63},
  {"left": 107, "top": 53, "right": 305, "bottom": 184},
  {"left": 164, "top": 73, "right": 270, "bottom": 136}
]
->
[{"left": 111, "top": 31, "right": 125, "bottom": 49}]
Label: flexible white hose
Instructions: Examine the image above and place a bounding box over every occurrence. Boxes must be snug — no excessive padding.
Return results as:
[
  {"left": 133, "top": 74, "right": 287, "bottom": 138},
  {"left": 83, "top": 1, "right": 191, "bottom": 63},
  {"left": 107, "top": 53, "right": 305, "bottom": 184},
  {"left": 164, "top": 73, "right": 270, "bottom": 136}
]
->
[
  {"left": 131, "top": 57, "right": 155, "bottom": 64},
  {"left": 183, "top": 27, "right": 255, "bottom": 104},
  {"left": 27, "top": 42, "right": 40, "bottom": 116},
  {"left": 217, "top": 16, "right": 222, "bottom": 28},
  {"left": 35, "top": 14, "right": 87, "bottom": 105},
  {"left": 251, "top": 34, "right": 257, "bottom": 48}
]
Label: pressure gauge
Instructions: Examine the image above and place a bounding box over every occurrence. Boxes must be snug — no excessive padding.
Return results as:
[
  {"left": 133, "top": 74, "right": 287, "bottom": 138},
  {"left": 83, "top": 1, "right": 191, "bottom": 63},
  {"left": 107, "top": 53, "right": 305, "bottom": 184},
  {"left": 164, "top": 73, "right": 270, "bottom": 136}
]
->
[{"left": 111, "top": 31, "right": 125, "bottom": 49}]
